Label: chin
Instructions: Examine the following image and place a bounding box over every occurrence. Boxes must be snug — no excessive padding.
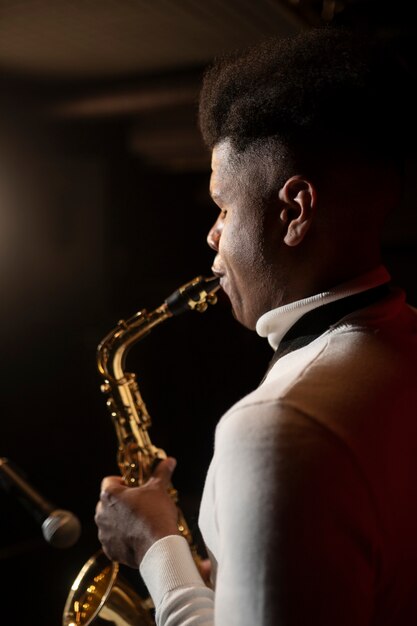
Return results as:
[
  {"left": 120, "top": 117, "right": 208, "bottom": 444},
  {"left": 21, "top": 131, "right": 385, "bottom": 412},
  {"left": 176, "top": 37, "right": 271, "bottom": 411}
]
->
[
  {"left": 222, "top": 284, "right": 259, "bottom": 330},
  {"left": 229, "top": 303, "right": 258, "bottom": 331}
]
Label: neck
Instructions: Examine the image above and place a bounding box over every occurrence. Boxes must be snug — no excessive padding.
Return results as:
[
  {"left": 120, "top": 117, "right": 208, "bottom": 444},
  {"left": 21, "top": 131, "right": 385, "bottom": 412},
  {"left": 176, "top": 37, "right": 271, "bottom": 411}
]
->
[
  {"left": 278, "top": 249, "right": 382, "bottom": 307},
  {"left": 256, "top": 264, "right": 391, "bottom": 350}
]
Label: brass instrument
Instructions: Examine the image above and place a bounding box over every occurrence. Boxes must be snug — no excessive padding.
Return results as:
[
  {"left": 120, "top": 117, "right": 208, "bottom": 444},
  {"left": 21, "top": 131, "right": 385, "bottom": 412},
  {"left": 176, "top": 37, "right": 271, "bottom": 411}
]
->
[{"left": 63, "top": 275, "right": 220, "bottom": 626}]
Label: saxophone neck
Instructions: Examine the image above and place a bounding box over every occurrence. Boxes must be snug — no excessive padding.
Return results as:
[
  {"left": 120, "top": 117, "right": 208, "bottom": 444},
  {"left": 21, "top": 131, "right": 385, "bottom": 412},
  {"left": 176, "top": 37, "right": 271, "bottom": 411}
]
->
[
  {"left": 97, "top": 275, "right": 220, "bottom": 382},
  {"left": 97, "top": 305, "right": 170, "bottom": 382}
]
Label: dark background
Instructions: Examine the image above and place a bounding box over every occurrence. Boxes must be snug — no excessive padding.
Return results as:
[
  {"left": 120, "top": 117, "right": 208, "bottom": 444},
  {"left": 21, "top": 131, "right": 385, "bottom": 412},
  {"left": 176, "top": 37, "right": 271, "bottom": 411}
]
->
[{"left": 0, "top": 2, "right": 416, "bottom": 624}]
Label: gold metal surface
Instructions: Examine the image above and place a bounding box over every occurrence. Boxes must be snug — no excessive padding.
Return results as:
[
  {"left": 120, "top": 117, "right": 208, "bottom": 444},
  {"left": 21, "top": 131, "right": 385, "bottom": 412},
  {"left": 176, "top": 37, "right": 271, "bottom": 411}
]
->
[
  {"left": 63, "top": 276, "right": 220, "bottom": 626},
  {"left": 63, "top": 551, "right": 154, "bottom": 626}
]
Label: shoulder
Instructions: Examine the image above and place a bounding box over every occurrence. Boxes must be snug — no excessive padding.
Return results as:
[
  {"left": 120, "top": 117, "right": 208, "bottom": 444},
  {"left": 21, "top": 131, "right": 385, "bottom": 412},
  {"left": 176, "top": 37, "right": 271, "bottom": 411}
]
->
[
  {"left": 214, "top": 394, "right": 347, "bottom": 467},
  {"left": 214, "top": 292, "right": 417, "bottom": 464}
]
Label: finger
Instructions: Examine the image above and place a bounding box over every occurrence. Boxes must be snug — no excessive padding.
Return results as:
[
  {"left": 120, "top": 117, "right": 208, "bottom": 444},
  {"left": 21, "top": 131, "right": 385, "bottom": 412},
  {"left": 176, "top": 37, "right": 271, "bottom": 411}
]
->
[
  {"left": 198, "top": 558, "right": 212, "bottom": 585},
  {"left": 100, "top": 475, "right": 125, "bottom": 496},
  {"left": 152, "top": 457, "right": 177, "bottom": 485},
  {"left": 94, "top": 501, "right": 102, "bottom": 523}
]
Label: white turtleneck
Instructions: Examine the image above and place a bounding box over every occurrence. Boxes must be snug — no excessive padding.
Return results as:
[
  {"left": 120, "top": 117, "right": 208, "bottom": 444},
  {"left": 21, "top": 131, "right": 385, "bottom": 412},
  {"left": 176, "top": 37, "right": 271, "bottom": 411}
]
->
[
  {"left": 256, "top": 265, "right": 391, "bottom": 349},
  {"left": 140, "top": 266, "right": 417, "bottom": 626}
]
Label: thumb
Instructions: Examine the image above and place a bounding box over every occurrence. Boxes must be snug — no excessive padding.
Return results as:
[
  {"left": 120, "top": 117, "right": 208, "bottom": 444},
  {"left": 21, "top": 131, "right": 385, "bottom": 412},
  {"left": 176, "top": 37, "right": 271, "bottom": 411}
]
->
[{"left": 152, "top": 457, "right": 177, "bottom": 484}]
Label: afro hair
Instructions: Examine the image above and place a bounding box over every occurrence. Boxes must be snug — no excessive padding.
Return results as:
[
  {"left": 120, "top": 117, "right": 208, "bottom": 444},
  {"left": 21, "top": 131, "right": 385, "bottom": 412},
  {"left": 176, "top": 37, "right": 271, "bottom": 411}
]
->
[{"left": 199, "top": 27, "right": 413, "bottom": 167}]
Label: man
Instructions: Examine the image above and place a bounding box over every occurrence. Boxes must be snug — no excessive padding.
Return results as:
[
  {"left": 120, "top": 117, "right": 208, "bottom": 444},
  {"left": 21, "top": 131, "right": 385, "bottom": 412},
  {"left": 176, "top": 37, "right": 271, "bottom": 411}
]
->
[{"left": 95, "top": 28, "right": 417, "bottom": 625}]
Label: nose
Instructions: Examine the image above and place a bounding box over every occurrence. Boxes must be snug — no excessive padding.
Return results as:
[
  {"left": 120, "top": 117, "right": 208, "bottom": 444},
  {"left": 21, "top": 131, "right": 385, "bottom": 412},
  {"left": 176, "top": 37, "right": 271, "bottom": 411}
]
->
[{"left": 207, "top": 213, "right": 224, "bottom": 252}]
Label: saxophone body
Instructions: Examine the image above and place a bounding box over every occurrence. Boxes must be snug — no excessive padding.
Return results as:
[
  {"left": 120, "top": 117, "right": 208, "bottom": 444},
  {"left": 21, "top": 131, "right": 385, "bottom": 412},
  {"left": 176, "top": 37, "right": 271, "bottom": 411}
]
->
[{"left": 63, "top": 276, "right": 220, "bottom": 626}]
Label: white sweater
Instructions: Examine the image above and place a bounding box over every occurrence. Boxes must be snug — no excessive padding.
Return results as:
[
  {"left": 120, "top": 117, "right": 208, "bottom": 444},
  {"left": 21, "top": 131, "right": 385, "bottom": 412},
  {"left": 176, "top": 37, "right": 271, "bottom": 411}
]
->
[{"left": 140, "top": 266, "right": 417, "bottom": 626}]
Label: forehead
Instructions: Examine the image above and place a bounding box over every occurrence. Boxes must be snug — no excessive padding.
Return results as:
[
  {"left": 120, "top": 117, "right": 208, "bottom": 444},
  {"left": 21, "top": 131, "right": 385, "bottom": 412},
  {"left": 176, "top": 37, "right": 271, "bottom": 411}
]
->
[
  {"left": 211, "top": 140, "right": 294, "bottom": 205},
  {"left": 211, "top": 141, "right": 231, "bottom": 172},
  {"left": 210, "top": 140, "right": 239, "bottom": 200}
]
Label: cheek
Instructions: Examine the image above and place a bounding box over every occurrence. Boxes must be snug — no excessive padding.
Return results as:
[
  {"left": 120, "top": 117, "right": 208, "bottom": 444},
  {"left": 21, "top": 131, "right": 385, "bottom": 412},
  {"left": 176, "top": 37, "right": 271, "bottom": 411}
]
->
[{"left": 224, "top": 218, "right": 269, "bottom": 280}]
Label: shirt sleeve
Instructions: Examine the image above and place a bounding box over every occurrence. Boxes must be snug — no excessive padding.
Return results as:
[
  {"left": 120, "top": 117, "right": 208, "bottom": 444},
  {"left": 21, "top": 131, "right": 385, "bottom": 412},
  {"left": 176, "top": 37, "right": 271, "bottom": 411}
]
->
[
  {"left": 140, "top": 400, "right": 379, "bottom": 626},
  {"left": 140, "top": 534, "right": 214, "bottom": 625}
]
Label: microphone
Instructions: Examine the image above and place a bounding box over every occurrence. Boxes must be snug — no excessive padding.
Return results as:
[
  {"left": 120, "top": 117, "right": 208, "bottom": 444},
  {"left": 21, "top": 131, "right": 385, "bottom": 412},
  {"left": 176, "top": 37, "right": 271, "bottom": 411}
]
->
[{"left": 0, "top": 457, "right": 81, "bottom": 549}]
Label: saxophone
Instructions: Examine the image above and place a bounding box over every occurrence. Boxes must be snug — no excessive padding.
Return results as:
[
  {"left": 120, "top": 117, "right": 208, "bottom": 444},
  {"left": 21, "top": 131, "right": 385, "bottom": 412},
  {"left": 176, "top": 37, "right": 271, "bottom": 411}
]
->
[{"left": 63, "top": 275, "right": 220, "bottom": 626}]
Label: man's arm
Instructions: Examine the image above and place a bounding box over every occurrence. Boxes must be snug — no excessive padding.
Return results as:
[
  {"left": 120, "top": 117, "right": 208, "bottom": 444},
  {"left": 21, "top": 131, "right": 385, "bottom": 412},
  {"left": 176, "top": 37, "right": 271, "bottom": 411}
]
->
[
  {"left": 95, "top": 400, "right": 378, "bottom": 625},
  {"left": 95, "top": 458, "right": 215, "bottom": 625},
  {"left": 211, "top": 400, "right": 378, "bottom": 625}
]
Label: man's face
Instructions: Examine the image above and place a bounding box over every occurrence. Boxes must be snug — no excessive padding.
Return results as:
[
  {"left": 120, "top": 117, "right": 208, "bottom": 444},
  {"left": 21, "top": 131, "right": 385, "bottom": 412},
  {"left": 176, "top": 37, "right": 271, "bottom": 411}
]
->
[{"left": 208, "top": 141, "right": 287, "bottom": 330}]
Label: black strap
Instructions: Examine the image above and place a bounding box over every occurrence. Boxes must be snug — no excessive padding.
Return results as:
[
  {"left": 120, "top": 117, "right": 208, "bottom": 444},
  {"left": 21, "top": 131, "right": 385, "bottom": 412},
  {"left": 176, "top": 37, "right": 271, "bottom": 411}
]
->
[{"left": 261, "top": 282, "right": 391, "bottom": 382}]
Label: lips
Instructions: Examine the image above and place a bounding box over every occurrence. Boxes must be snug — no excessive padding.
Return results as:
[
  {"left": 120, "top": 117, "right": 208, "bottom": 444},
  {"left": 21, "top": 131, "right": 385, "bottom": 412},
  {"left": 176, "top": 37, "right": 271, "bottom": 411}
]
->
[
  {"left": 211, "top": 266, "right": 228, "bottom": 300},
  {"left": 212, "top": 268, "right": 225, "bottom": 289},
  {"left": 211, "top": 264, "right": 225, "bottom": 279},
  {"left": 211, "top": 254, "right": 225, "bottom": 278}
]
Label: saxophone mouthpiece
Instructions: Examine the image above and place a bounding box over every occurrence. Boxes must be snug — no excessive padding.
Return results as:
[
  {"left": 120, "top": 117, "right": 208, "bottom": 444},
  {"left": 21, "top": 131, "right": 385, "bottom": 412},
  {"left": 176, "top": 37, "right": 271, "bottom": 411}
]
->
[{"left": 165, "top": 275, "right": 221, "bottom": 316}]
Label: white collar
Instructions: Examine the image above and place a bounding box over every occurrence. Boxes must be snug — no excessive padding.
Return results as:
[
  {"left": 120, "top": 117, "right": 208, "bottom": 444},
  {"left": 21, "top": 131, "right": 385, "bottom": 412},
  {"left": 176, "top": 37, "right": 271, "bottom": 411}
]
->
[{"left": 256, "top": 266, "right": 391, "bottom": 350}]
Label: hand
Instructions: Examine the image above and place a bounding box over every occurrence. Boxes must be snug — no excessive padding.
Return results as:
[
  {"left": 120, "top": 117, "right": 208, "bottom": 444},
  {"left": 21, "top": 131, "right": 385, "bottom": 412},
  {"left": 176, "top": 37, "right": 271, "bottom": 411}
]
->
[
  {"left": 95, "top": 457, "right": 180, "bottom": 568},
  {"left": 198, "top": 558, "right": 212, "bottom": 586}
]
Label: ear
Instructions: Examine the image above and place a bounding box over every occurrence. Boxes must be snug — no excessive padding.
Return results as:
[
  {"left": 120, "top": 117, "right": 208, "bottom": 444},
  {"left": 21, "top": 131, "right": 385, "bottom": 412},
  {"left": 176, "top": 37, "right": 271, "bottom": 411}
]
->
[{"left": 278, "top": 176, "right": 317, "bottom": 247}]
